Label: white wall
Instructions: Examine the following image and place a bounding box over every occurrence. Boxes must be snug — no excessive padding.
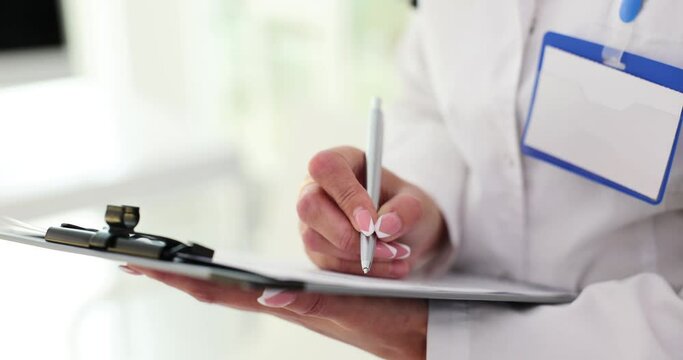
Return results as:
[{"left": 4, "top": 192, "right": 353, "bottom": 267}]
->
[{"left": 0, "top": 0, "right": 410, "bottom": 359}]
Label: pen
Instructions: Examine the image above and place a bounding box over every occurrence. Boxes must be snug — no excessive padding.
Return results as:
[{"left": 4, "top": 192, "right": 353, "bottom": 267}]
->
[{"left": 360, "top": 97, "right": 384, "bottom": 274}]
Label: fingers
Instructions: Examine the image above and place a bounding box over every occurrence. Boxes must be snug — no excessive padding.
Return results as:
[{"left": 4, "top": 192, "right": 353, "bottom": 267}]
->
[
  {"left": 258, "top": 289, "right": 348, "bottom": 319},
  {"left": 375, "top": 192, "right": 423, "bottom": 246},
  {"left": 307, "top": 251, "right": 411, "bottom": 278},
  {"left": 302, "top": 146, "right": 426, "bottom": 275},
  {"left": 307, "top": 147, "right": 376, "bottom": 235},
  {"left": 257, "top": 288, "right": 428, "bottom": 333},
  {"left": 126, "top": 265, "right": 415, "bottom": 328},
  {"left": 127, "top": 265, "right": 364, "bottom": 323},
  {"left": 297, "top": 182, "right": 359, "bottom": 253},
  {"left": 124, "top": 265, "right": 428, "bottom": 359},
  {"left": 124, "top": 266, "right": 326, "bottom": 327},
  {"left": 301, "top": 226, "right": 402, "bottom": 261},
  {"left": 126, "top": 265, "right": 264, "bottom": 311},
  {"left": 297, "top": 169, "right": 404, "bottom": 262},
  {"left": 256, "top": 287, "right": 428, "bottom": 359},
  {"left": 120, "top": 264, "right": 143, "bottom": 275}
]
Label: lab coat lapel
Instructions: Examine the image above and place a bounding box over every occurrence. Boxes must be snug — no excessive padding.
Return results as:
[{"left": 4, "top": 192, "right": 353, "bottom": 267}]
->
[
  {"left": 420, "top": 0, "right": 534, "bottom": 163},
  {"left": 420, "top": 0, "right": 537, "bottom": 278}
]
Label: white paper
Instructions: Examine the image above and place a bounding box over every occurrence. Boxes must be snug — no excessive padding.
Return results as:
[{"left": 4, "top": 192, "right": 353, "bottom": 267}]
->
[
  {"left": 524, "top": 46, "right": 683, "bottom": 200},
  {"left": 214, "top": 253, "right": 565, "bottom": 298}
]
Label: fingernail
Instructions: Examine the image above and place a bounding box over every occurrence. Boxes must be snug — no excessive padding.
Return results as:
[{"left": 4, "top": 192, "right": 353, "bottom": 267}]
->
[
  {"left": 395, "top": 243, "right": 412, "bottom": 259},
  {"left": 354, "top": 207, "right": 375, "bottom": 236},
  {"left": 257, "top": 288, "right": 297, "bottom": 308},
  {"left": 375, "top": 212, "right": 402, "bottom": 239},
  {"left": 374, "top": 242, "right": 397, "bottom": 259},
  {"left": 119, "top": 264, "right": 142, "bottom": 275}
]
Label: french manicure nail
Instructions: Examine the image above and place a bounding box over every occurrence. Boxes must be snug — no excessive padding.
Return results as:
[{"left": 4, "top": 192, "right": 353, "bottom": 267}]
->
[
  {"left": 257, "top": 288, "right": 297, "bottom": 308},
  {"left": 374, "top": 242, "right": 397, "bottom": 259},
  {"left": 119, "top": 264, "right": 142, "bottom": 275},
  {"left": 354, "top": 208, "right": 375, "bottom": 236},
  {"left": 375, "top": 212, "right": 402, "bottom": 239},
  {"left": 395, "top": 243, "right": 412, "bottom": 259}
]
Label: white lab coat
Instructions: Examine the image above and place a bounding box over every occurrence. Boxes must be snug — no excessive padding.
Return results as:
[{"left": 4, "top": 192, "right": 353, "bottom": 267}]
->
[{"left": 383, "top": 0, "right": 683, "bottom": 358}]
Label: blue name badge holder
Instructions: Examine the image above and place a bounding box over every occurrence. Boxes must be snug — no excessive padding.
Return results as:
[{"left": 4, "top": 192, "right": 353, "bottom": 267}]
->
[{"left": 521, "top": 31, "right": 683, "bottom": 205}]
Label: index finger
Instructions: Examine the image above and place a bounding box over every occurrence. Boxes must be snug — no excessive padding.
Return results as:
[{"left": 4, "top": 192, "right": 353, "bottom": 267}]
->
[{"left": 307, "top": 146, "right": 377, "bottom": 235}]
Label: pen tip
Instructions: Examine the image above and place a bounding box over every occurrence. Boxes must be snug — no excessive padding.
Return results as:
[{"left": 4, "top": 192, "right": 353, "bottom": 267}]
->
[
  {"left": 372, "top": 97, "right": 381, "bottom": 109},
  {"left": 362, "top": 267, "right": 370, "bottom": 274}
]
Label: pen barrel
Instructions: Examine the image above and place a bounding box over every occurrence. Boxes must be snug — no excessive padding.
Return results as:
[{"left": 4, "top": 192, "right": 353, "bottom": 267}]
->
[{"left": 366, "top": 107, "right": 384, "bottom": 208}]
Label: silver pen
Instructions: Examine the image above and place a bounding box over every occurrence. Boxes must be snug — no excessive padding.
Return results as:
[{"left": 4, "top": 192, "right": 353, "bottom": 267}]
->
[{"left": 361, "top": 97, "right": 384, "bottom": 274}]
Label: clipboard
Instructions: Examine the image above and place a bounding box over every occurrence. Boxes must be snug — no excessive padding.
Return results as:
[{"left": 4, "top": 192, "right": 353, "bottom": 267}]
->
[{"left": 0, "top": 205, "right": 576, "bottom": 304}]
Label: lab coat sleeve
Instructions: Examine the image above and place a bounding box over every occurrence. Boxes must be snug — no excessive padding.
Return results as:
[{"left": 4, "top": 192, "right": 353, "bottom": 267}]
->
[
  {"left": 427, "top": 273, "right": 683, "bottom": 359},
  {"left": 384, "top": 17, "right": 467, "bottom": 272}
]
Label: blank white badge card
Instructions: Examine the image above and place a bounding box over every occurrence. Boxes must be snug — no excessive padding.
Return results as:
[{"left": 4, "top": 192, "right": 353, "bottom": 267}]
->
[{"left": 523, "top": 46, "right": 683, "bottom": 203}]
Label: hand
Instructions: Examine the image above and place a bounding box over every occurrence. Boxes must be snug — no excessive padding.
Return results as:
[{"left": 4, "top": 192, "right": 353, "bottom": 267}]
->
[
  {"left": 298, "top": 146, "right": 446, "bottom": 278},
  {"left": 124, "top": 265, "right": 427, "bottom": 359}
]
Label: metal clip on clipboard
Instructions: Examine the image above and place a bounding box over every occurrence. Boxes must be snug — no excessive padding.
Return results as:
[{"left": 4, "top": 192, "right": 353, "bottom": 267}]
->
[{"left": 44, "top": 205, "right": 215, "bottom": 262}]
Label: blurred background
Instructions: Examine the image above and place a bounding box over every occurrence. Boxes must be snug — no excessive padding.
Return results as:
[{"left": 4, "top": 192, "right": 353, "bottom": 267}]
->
[{"left": 0, "top": 0, "right": 410, "bottom": 359}]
